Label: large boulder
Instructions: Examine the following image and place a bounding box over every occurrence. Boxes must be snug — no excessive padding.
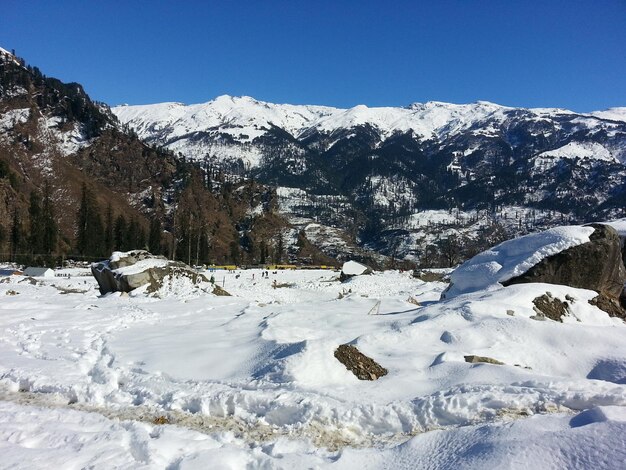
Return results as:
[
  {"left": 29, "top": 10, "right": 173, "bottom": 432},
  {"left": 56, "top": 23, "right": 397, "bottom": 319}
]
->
[
  {"left": 442, "top": 225, "right": 596, "bottom": 299},
  {"left": 91, "top": 250, "right": 209, "bottom": 294},
  {"left": 503, "top": 224, "right": 626, "bottom": 301},
  {"left": 340, "top": 260, "right": 373, "bottom": 282}
]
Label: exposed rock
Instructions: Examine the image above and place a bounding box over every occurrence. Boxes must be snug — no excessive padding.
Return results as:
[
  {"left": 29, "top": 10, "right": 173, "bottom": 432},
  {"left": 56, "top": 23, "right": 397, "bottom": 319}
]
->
[
  {"left": 589, "top": 294, "right": 626, "bottom": 320},
  {"left": 91, "top": 250, "right": 208, "bottom": 294},
  {"left": 212, "top": 285, "right": 231, "bottom": 296},
  {"left": 464, "top": 355, "right": 504, "bottom": 365},
  {"left": 441, "top": 225, "right": 596, "bottom": 300},
  {"left": 504, "top": 225, "right": 626, "bottom": 305},
  {"left": 334, "top": 344, "right": 388, "bottom": 380},
  {"left": 413, "top": 270, "right": 448, "bottom": 283},
  {"left": 407, "top": 296, "right": 421, "bottom": 306},
  {"left": 532, "top": 293, "right": 569, "bottom": 322}
]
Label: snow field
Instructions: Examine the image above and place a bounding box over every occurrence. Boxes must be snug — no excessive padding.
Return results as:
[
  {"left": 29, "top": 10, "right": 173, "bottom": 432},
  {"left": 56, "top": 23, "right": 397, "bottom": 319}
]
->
[{"left": 0, "top": 266, "right": 625, "bottom": 467}]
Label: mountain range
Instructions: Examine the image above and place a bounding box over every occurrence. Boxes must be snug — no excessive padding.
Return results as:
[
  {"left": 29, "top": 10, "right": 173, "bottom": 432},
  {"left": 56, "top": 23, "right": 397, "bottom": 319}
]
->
[
  {"left": 2, "top": 45, "right": 626, "bottom": 266},
  {"left": 113, "top": 95, "right": 626, "bottom": 263}
]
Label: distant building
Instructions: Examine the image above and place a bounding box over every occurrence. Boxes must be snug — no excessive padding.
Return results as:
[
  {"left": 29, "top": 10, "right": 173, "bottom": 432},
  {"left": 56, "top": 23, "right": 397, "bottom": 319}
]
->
[{"left": 23, "top": 267, "right": 55, "bottom": 278}]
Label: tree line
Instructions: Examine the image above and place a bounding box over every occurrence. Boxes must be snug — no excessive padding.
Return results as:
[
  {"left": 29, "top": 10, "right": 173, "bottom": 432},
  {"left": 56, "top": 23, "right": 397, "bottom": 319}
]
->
[{"left": 5, "top": 182, "right": 163, "bottom": 266}]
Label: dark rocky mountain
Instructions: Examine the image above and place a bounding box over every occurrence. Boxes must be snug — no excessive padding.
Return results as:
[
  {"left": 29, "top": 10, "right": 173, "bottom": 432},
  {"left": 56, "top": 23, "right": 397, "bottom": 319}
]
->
[{"left": 0, "top": 48, "right": 335, "bottom": 266}]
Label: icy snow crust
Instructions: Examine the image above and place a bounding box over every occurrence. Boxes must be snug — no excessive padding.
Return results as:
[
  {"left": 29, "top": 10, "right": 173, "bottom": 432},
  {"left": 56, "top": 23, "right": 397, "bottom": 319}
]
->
[
  {"left": 1, "top": 265, "right": 626, "bottom": 467},
  {"left": 443, "top": 225, "right": 595, "bottom": 299}
]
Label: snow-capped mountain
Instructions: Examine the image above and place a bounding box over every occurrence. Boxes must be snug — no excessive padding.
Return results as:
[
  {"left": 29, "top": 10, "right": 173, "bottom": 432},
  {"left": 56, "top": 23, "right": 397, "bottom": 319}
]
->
[
  {"left": 113, "top": 95, "right": 626, "bottom": 165},
  {"left": 5, "top": 40, "right": 626, "bottom": 266},
  {"left": 113, "top": 96, "right": 626, "bottom": 262}
]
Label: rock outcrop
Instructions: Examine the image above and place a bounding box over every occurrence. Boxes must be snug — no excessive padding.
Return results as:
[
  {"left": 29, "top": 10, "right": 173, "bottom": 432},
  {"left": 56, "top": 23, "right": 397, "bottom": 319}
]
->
[
  {"left": 503, "top": 224, "right": 626, "bottom": 298},
  {"left": 91, "top": 250, "right": 209, "bottom": 294},
  {"left": 441, "top": 225, "right": 596, "bottom": 300},
  {"left": 334, "top": 344, "right": 388, "bottom": 380},
  {"left": 503, "top": 224, "right": 626, "bottom": 316},
  {"left": 532, "top": 292, "right": 570, "bottom": 322},
  {"left": 464, "top": 355, "right": 504, "bottom": 365}
]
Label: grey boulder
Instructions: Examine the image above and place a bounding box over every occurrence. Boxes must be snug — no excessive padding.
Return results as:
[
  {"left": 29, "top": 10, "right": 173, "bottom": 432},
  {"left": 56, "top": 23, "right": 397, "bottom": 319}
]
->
[
  {"left": 503, "top": 224, "right": 626, "bottom": 316},
  {"left": 91, "top": 250, "right": 208, "bottom": 294}
]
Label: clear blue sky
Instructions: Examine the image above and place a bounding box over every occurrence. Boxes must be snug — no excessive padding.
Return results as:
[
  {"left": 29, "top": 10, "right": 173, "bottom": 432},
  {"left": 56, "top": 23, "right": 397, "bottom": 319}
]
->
[{"left": 2, "top": 0, "right": 625, "bottom": 111}]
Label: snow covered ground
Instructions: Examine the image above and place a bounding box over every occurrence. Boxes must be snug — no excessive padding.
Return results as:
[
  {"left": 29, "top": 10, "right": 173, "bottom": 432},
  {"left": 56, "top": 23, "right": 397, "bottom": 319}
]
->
[{"left": 1, "top": 266, "right": 625, "bottom": 468}]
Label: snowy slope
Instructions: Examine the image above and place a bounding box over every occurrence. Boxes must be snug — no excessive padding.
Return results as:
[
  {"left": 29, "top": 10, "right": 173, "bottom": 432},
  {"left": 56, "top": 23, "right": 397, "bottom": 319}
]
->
[
  {"left": 536, "top": 141, "right": 618, "bottom": 163},
  {"left": 114, "top": 95, "right": 339, "bottom": 142},
  {"left": 113, "top": 96, "right": 625, "bottom": 167},
  {"left": 591, "top": 107, "right": 626, "bottom": 123},
  {"left": 2, "top": 400, "right": 625, "bottom": 469},
  {"left": 1, "top": 262, "right": 626, "bottom": 467}
]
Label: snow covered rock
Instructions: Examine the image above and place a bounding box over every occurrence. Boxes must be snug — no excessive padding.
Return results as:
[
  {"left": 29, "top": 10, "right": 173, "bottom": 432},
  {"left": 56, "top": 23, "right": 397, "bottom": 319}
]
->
[
  {"left": 443, "top": 224, "right": 626, "bottom": 316},
  {"left": 464, "top": 355, "right": 504, "bottom": 365},
  {"left": 340, "top": 260, "right": 373, "bottom": 281},
  {"left": 441, "top": 223, "right": 626, "bottom": 307},
  {"left": 441, "top": 225, "right": 596, "bottom": 299},
  {"left": 504, "top": 224, "right": 626, "bottom": 306},
  {"left": 91, "top": 250, "right": 208, "bottom": 294}
]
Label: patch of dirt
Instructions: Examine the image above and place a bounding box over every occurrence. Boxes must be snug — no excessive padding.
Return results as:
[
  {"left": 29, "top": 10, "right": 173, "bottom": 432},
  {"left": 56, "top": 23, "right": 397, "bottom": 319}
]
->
[
  {"left": 464, "top": 355, "right": 504, "bottom": 365},
  {"left": 334, "top": 344, "right": 388, "bottom": 380},
  {"left": 152, "top": 415, "right": 170, "bottom": 425},
  {"left": 532, "top": 293, "right": 569, "bottom": 322}
]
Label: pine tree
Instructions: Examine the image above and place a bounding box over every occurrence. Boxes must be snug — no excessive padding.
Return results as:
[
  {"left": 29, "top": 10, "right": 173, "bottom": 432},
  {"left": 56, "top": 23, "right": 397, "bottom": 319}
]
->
[
  {"left": 126, "top": 217, "right": 139, "bottom": 250},
  {"left": 28, "top": 190, "right": 44, "bottom": 254},
  {"left": 259, "top": 241, "right": 267, "bottom": 264},
  {"left": 75, "top": 183, "right": 104, "bottom": 257},
  {"left": 76, "top": 184, "right": 89, "bottom": 255},
  {"left": 148, "top": 218, "right": 162, "bottom": 254},
  {"left": 229, "top": 240, "right": 240, "bottom": 264},
  {"left": 10, "top": 207, "right": 22, "bottom": 261},
  {"left": 137, "top": 224, "right": 147, "bottom": 250},
  {"left": 274, "top": 233, "right": 284, "bottom": 264},
  {"left": 104, "top": 204, "right": 113, "bottom": 254},
  {"left": 42, "top": 181, "right": 58, "bottom": 254},
  {"left": 114, "top": 215, "right": 127, "bottom": 251}
]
